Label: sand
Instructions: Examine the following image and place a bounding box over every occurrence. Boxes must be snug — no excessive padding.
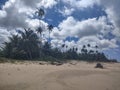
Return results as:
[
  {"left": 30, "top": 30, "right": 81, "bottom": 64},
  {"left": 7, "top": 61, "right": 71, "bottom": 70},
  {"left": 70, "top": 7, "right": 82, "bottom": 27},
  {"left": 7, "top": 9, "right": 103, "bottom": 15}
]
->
[{"left": 0, "top": 61, "right": 120, "bottom": 90}]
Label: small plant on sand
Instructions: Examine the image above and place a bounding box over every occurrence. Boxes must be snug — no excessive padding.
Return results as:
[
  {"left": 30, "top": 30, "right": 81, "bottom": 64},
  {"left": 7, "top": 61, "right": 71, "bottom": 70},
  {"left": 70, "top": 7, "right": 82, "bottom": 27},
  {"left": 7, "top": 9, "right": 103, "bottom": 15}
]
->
[{"left": 95, "top": 63, "right": 103, "bottom": 69}]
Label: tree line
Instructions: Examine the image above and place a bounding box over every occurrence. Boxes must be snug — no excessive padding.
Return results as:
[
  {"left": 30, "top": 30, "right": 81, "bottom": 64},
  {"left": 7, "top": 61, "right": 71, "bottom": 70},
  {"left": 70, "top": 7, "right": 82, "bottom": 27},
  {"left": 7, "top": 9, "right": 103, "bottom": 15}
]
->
[{"left": 0, "top": 8, "right": 117, "bottom": 62}]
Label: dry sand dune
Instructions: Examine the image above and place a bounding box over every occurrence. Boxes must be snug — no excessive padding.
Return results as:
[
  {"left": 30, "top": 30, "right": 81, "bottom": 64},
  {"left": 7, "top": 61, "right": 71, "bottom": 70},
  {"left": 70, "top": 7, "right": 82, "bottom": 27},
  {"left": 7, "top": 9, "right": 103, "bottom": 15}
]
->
[{"left": 0, "top": 61, "right": 120, "bottom": 90}]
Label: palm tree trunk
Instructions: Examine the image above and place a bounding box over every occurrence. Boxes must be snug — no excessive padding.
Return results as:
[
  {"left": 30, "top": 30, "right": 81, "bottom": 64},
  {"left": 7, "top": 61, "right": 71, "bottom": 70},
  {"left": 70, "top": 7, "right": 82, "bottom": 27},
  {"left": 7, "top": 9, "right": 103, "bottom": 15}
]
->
[
  {"left": 39, "top": 20, "right": 42, "bottom": 58},
  {"left": 27, "top": 47, "right": 32, "bottom": 60},
  {"left": 28, "top": 50, "right": 32, "bottom": 59},
  {"left": 49, "top": 30, "right": 50, "bottom": 44},
  {"left": 40, "top": 33, "right": 42, "bottom": 58}
]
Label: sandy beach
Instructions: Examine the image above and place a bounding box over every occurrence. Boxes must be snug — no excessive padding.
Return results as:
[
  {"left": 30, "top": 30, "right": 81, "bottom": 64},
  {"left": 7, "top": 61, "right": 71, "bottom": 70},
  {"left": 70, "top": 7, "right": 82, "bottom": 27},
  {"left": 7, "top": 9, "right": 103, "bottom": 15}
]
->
[{"left": 0, "top": 61, "right": 120, "bottom": 90}]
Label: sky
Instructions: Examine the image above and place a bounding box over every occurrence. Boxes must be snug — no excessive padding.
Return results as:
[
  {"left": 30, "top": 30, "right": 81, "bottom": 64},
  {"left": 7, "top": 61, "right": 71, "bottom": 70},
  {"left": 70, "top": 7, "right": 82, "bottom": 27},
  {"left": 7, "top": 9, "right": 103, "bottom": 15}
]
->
[{"left": 0, "top": 0, "right": 120, "bottom": 61}]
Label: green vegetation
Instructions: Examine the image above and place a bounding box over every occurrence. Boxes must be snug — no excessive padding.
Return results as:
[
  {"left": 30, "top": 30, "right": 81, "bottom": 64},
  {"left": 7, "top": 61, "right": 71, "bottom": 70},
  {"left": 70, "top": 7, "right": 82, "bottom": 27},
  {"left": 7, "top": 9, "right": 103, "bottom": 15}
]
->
[{"left": 0, "top": 8, "right": 117, "bottom": 63}]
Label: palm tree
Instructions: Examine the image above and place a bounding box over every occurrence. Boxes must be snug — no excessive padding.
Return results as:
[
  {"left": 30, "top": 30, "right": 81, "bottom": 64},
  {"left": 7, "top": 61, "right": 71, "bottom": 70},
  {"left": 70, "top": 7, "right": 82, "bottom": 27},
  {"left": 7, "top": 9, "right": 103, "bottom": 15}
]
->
[
  {"left": 81, "top": 45, "right": 87, "bottom": 54},
  {"left": 35, "top": 8, "right": 45, "bottom": 42},
  {"left": 61, "top": 44, "right": 65, "bottom": 52},
  {"left": 62, "top": 44, "right": 65, "bottom": 48},
  {"left": 95, "top": 45, "right": 98, "bottom": 53},
  {"left": 35, "top": 8, "right": 45, "bottom": 57},
  {"left": 35, "top": 8, "right": 45, "bottom": 19},
  {"left": 87, "top": 44, "right": 90, "bottom": 47},
  {"left": 36, "top": 27, "right": 43, "bottom": 42},
  {"left": 65, "top": 45, "right": 68, "bottom": 51},
  {"left": 89, "top": 50, "right": 94, "bottom": 54},
  {"left": 19, "top": 28, "right": 39, "bottom": 59},
  {"left": 47, "top": 24, "right": 53, "bottom": 44},
  {"left": 75, "top": 47, "right": 78, "bottom": 52},
  {"left": 66, "top": 45, "right": 68, "bottom": 48},
  {"left": 2, "top": 35, "right": 20, "bottom": 58},
  {"left": 83, "top": 45, "right": 86, "bottom": 48},
  {"left": 95, "top": 45, "right": 98, "bottom": 49}
]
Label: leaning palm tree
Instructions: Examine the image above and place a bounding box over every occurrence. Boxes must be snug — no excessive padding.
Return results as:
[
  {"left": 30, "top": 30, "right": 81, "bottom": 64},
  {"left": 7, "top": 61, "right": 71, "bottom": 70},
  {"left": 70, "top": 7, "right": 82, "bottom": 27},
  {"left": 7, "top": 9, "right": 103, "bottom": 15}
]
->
[{"left": 47, "top": 24, "right": 53, "bottom": 43}]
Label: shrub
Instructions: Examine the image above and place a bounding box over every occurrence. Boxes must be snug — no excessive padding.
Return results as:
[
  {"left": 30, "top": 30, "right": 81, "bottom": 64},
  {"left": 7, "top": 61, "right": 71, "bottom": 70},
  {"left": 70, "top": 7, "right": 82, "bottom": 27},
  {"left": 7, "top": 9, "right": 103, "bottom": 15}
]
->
[{"left": 95, "top": 63, "right": 103, "bottom": 69}]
